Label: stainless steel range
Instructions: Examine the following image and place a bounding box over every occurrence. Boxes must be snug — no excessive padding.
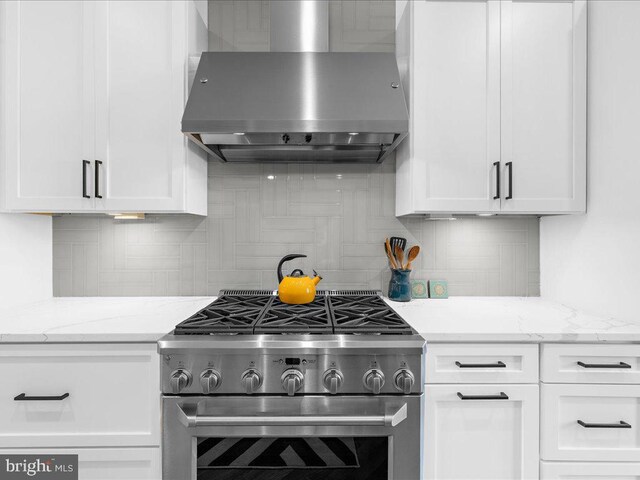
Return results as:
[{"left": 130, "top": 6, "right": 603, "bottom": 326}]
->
[{"left": 159, "top": 290, "right": 425, "bottom": 480}]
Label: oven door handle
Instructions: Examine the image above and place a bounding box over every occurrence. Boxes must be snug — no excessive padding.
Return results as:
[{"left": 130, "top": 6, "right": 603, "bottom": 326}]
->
[{"left": 177, "top": 403, "right": 407, "bottom": 428}]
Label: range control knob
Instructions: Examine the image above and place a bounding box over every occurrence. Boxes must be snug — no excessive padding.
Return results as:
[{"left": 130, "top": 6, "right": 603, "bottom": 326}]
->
[
  {"left": 281, "top": 369, "right": 304, "bottom": 396},
  {"left": 322, "top": 369, "right": 344, "bottom": 395},
  {"left": 363, "top": 369, "right": 385, "bottom": 395},
  {"left": 200, "top": 369, "right": 222, "bottom": 394},
  {"left": 241, "top": 369, "right": 262, "bottom": 395},
  {"left": 169, "top": 369, "right": 192, "bottom": 394},
  {"left": 393, "top": 369, "right": 415, "bottom": 394}
]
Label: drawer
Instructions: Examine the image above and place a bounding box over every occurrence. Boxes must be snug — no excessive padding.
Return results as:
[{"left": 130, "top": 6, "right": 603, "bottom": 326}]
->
[
  {"left": 542, "top": 344, "right": 640, "bottom": 384},
  {"left": 0, "top": 344, "right": 159, "bottom": 448},
  {"left": 426, "top": 343, "right": 538, "bottom": 384},
  {"left": 541, "top": 461, "right": 640, "bottom": 479},
  {"left": 0, "top": 447, "right": 160, "bottom": 480},
  {"left": 541, "top": 383, "right": 640, "bottom": 462},
  {"left": 425, "top": 384, "right": 539, "bottom": 480}
]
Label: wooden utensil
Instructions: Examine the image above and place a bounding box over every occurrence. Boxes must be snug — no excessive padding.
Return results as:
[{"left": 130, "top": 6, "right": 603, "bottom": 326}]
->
[
  {"left": 405, "top": 245, "right": 420, "bottom": 270},
  {"left": 384, "top": 239, "right": 398, "bottom": 269},
  {"left": 394, "top": 245, "right": 404, "bottom": 269}
]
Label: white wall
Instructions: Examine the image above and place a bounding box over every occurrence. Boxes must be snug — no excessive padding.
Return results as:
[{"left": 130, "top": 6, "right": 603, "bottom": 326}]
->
[
  {"left": 541, "top": 1, "right": 640, "bottom": 322},
  {"left": 0, "top": 213, "right": 52, "bottom": 309}
]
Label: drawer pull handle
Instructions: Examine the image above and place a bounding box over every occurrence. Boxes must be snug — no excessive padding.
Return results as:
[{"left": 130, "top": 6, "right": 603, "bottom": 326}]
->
[
  {"left": 577, "top": 420, "right": 631, "bottom": 429},
  {"left": 457, "top": 392, "right": 509, "bottom": 400},
  {"left": 455, "top": 361, "right": 506, "bottom": 368},
  {"left": 14, "top": 393, "right": 70, "bottom": 401},
  {"left": 577, "top": 361, "right": 631, "bottom": 369}
]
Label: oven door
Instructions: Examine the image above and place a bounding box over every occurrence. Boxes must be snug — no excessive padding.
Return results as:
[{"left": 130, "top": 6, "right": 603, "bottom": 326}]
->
[{"left": 163, "top": 395, "right": 422, "bottom": 480}]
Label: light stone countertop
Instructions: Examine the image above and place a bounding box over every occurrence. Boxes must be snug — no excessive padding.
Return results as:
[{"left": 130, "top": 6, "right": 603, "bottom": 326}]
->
[
  {"left": 0, "top": 297, "right": 213, "bottom": 343},
  {"left": 1, "top": 296, "right": 639, "bottom": 344},
  {"left": 385, "top": 296, "right": 640, "bottom": 343}
]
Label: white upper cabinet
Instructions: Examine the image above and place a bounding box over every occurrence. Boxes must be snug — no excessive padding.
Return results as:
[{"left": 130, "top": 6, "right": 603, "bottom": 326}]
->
[
  {"left": 396, "top": 0, "right": 586, "bottom": 216},
  {"left": 0, "top": 1, "right": 96, "bottom": 212},
  {"left": 0, "top": 1, "right": 207, "bottom": 215},
  {"left": 501, "top": 0, "right": 586, "bottom": 214},
  {"left": 396, "top": 1, "right": 501, "bottom": 215}
]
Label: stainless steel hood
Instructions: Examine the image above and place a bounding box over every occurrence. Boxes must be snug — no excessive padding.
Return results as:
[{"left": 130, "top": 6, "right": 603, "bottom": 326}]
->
[
  {"left": 182, "top": 1, "right": 407, "bottom": 163},
  {"left": 182, "top": 51, "right": 408, "bottom": 163}
]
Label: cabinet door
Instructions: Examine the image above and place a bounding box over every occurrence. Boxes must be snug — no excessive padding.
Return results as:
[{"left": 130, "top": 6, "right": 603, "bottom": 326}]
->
[
  {"left": 541, "top": 383, "right": 640, "bottom": 462},
  {"left": 0, "top": 343, "right": 159, "bottom": 448},
  {"left": 541, "top": 461, "right": 640, "bottom": 479},
  {"left": 1, "top": 1, "right": 95, "bottom": 212},
  {"left": 425, "top": 384, "right": 539, "bottom": 480},
  {"left": 0, "top": 448, "right": 160, "bottom": 480},
  {"left": 500, "top": 0, "right": 586, "bottom": 214},
  {"left": 94, "top": 1, "right": 187, "bottom": 213},
  {"left": 411, "top": 1, "right": 501, "bottom": 214}
]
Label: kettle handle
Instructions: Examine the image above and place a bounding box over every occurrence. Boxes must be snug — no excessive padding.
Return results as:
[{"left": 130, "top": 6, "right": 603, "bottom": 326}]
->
[{"left": 277, "top": 254, "right": 307, "bottom": 283}]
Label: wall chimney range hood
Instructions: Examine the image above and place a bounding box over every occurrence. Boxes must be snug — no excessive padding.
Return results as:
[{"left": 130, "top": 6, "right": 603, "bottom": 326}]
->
[{"left": 181, "top": 2, "right": 408, "bottom": 164}]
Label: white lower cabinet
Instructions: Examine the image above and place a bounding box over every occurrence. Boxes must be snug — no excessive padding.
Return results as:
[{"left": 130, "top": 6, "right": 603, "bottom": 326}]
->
[
  {"left": 0, "top": 343, "right": 160, "bottom": 479},
  {"left": 424, "top": 384, "right": 539, "bottom": 480},
  {"left": 0, "top": 447, "right": 160, "bottom": 480},
  {"left": 426, "top": 343, "right": 539, "bottom": 384},
  {"left": 0, "top": 343, "right": 159, "bottom": 448},
  {"left": 541, "top": 461, "right": 640, "bottom": 479},
  {"left": 541, "top": 383, "right": 640, "bottom": 462},
  {"left": 541, "top": 344, "right": 640, "bottom": 385}
]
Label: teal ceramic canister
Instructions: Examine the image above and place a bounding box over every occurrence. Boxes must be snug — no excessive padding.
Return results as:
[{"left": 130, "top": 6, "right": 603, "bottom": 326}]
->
[{"left": 388, "top": 269, "right": 412, "bottom": 302}]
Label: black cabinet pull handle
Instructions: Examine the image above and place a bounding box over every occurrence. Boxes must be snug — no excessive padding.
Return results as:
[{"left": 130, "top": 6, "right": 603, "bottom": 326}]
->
[
  {"left": 95, "top": 160, "right": 103, "bottom": 199},
  {"left": 577, "top": 361, "right": 631, "bottom": 369},
  {"left": 457, "top": 392, "right": 509, "bottom": 400},
  {"left": 456, "top": 361, "right": 506, "bottom": 368},
  {"left": 493, "top": 161, "right": 500, "bottom": 199},
  {"left": 505, "top": 161, "right": 513, "bottom": 199},
  {"left": 578, "top": 420, "right": 631, "bottom": 429},
  {"left": 14, "top": 393, "right": 69, "bottom": 401},
  {"left": 82, "top": 160, "right": 90, "bottom": 198}
]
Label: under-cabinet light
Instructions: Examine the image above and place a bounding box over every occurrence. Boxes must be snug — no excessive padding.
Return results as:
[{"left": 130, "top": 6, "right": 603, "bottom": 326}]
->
[{"left": 108, "top": 213, "right": 145, "bottom": 220}]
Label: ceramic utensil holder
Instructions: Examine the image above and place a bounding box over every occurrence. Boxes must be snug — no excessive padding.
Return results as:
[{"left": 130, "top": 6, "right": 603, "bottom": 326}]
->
[{"left": 388, "top": 269, "right": 412, "bottom": 302}]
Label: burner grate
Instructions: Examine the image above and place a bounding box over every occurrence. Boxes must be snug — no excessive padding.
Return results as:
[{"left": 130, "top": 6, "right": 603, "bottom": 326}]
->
[
  {"left": 172, "top": 290, "right": 413, "bottom": 336},
  {"left": 254, "top": 296, "right": 333, "bottom": 334},
  {"left": 174, "top": 295, "right": 274, "bottom": 335},
  {"left": 329, "top": 295, "right": 412, "bottom": 335}
]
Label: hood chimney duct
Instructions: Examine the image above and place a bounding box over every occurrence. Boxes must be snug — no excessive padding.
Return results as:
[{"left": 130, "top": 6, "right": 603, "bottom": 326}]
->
[{"left": 269, "top": 1, "right": 329, "bottom": 52}]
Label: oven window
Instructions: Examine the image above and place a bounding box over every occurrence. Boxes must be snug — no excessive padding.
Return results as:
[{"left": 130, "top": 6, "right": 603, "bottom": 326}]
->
[{"left": 196, "top": 436, "right": 388, "bottom": 480}]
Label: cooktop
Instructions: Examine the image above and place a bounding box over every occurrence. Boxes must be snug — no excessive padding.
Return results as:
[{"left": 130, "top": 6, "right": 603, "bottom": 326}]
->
[{"left": 174, "top": 290, "right": 414, "bottom": 336}]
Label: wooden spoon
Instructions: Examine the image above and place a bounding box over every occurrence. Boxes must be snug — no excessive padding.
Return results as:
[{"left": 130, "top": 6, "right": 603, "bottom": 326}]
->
[
  {"left": 405, "top": 245, "right": 420, "bottom": 270},
  {"left": 385, "top": 239, "right": 398, "bottom": 269},
  {"left": 394, "top": 245, "right": 404, "bottom": 270}
]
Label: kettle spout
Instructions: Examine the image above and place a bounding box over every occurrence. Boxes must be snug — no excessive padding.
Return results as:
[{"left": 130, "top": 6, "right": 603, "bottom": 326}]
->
[{"left": 312, "top": 271, "right": 323, "bottom": 286}]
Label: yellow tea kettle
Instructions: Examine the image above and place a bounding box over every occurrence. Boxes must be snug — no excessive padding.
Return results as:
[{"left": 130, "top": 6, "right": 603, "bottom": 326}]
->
[{"left": 277, "top": 254, "right": 322, "bottom": 305}]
